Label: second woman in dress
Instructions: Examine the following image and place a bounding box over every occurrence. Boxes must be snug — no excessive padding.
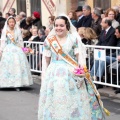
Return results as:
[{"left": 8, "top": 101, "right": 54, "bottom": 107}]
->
[{"left": 0, "top": 16, "right": 33, "bottom": 90}]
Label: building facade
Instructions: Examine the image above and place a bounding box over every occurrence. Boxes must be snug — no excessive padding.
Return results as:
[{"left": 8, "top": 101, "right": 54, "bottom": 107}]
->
[{"left": 0, "top": 0, "right": 120, "bottom": 26}]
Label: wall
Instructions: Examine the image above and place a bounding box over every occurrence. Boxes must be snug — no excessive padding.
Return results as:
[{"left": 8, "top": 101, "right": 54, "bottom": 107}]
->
[
  {"left": 111, "top": 0, "right": 120, "bottom": 7},
  {"left": 86, "top": 0, "right": 93, "bottom": 8},
  {"left": 26, "top": 0, "right": 31, "bottom": 16},
  {"left": 1, "top": 0, "right": 17, "bottom": 17},
  {"left": 41, "top": 0, "right": 68, "bottom": 26}
]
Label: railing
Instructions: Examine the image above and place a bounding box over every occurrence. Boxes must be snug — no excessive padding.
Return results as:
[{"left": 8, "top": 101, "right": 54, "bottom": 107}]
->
[
  {"left": 86, "top": 45, "right": 120, "bottom": 88},
  {"left": 24, "top": 41, "right": 44, "bottom": 73},
  {"left": 1, "top": 40, "right": 120, "bottom": 88}
]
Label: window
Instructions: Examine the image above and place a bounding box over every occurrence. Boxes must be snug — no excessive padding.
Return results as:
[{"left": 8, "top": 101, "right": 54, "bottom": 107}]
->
[
  {"left": 78, "top": 0, "right": 85, "bottom": 6},
  {"left": 94, "top": 0, "right": 111, "bottom": 10},
  {"left": 17, "top": 0, "right": 26, "bottom": 14},
  {"left": 30, "top": 0, "right": 41, "bottom": 13}
]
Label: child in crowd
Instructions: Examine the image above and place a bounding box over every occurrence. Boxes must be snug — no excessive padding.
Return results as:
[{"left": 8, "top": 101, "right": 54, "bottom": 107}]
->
[{"left": 22, "top": 29, "right": 31, "bottom": 41}]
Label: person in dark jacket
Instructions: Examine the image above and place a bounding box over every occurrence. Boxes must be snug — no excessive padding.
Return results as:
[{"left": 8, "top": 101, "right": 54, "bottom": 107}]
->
[
  {"left": 38, "top": 28, "right": 46, "bottom": 42},
  {"left": 90, "top": 18, "right": 117, "bottom": 89},
  {"left": 75, "top": 6, "right": 85, "bottom": 28},
  {"left": 97, "top": 17, "right": 117, "bottom": 55},
  {"left": 106, "top": 26, "right": 120, "bottom": 94},
  {"left": 20, "top": 16, "right": 33, "bottom": 30},
  {"left": 82, "top": 5, "right": 92, "bottom": 27},
  {"left": 32, "top": 11, "right": 42, "bottom": 29},
  {"left": 68, "top": 11, "right": 77, "bottom": 27},
  {"left": 91, "top": 7, "right": 102, "bottom": 37},
  {"left": 0, "top": 12, "right": 6, "bottom": 37},
  {"left": 22, "top": 29, "right": 31, "bottom": 42}
]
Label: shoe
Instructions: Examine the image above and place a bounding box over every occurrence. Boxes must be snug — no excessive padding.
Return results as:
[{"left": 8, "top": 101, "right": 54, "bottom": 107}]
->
[
  {"left": 96, "top": 84, "right": 103, "bottom": 89},
  {"left": 114, "top": 88, "right": 120, "bottom": 94},
  {"left": 15, "top": 88, "right": 20, "bottom": 91},
  {"left": 112, "top": 87, "right": 117, "bottom": 90}
]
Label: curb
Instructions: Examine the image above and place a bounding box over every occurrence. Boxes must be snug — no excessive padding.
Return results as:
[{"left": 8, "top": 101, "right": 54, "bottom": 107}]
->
[{"left": 99, "top": 91, "right": 120, "bottom": 100}]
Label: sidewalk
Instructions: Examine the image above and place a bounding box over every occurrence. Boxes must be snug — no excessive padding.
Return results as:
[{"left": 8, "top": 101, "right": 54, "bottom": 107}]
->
[
  {"left": 32, "top": 75, "right": 120, "bottom": 100},
  {"left": 98, "top": 87, "right": 120, "bottom": 100}
]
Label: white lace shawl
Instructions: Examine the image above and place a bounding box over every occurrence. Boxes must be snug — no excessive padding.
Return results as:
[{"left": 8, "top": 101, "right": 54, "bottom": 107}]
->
[{"left": 0, "top": 16, "right": 23, "bottom": 51}]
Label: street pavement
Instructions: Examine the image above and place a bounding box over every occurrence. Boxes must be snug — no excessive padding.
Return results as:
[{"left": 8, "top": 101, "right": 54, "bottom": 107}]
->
[
  {"left": 0, "top": 83, "right": 40, "bottom": 120},
  {"left": 0, "top": 75, "right": 120, "bottom": 120}
]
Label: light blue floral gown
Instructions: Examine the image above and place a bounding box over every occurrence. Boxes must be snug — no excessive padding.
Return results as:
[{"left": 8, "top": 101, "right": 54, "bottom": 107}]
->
[
  {"left": 38, "top": 34, "right": 105, "bottom": 120},
  {"left": 0, "top": 31, "right": 33, "bottom": 88}
]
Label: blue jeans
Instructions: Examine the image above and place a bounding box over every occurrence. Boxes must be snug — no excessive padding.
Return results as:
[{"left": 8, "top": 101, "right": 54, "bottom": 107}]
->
[{"left": 90, "top": 56, "right": 116, "bottom": 78}]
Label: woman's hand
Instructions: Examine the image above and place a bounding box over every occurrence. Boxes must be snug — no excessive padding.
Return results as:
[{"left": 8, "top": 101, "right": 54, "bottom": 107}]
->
[{"left": 24, "top": 51, "right": 29, "bottom": 54}]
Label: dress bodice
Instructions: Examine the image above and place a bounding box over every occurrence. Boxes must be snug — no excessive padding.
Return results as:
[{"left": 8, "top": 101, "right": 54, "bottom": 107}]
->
[{"left": 44, "top": 34, "right": 79, "bottom": 62}]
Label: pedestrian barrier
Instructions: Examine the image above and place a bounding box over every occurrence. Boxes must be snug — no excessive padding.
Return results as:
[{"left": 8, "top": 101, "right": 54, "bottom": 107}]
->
[
  {"left": 0, "top": 40, "right": 120, "bottom": 88},
  {"left": 23, "top": 41, "right": 44, "bottom": 73},
  {"left": 86, "top": 45, "right": 120, "bottom": 88}
]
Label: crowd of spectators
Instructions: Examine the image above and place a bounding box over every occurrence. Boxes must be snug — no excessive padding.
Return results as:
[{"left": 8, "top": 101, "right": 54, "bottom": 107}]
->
[{"left": 67, "top": 5, "right": 120, "bottom": 93}]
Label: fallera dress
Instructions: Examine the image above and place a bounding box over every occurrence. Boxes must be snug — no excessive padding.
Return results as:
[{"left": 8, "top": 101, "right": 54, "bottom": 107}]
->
[
  {"left": 0, "top": 32, "right": 33, "bottom": 88},
  {"left": 38, "top": 34, "right": 105, "bottom": 120}
]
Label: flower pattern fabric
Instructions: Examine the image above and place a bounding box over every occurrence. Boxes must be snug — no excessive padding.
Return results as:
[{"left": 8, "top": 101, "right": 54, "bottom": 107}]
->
[
  {"left": 0, "top": 37, "right": 33, "bottom": 87},
  {"left": 38, "top": 34, "right": 105, "bottom": 120}
]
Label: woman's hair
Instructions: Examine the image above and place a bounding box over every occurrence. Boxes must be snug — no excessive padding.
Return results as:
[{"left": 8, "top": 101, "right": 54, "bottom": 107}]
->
[
  {"left": 68, "top": 11, "right": 77, "bottom": 20},
  {"left": 7, "top": 16, "right": 16, "bottom": 24},
  {"left": 54, "top": 16, "right": 70, "bottom": 31},
  {"left": 26, "top": 17, "right": 33, "bottom": 24},
  {"left": 84, "top": 27, "right": 97, "bottom": 39},
  {"left": 105, "top": 8, "right": 116, "bottom": 18},
  {"left": 78, "top": 27, "right": 86, "bottom": 37}
]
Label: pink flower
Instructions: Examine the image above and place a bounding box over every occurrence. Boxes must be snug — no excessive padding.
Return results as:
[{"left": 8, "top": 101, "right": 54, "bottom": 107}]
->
[
  {"left": 22, "top": 47, "right": 29, "bottom": 52},
  {"left": 73, "top": 67, "right": 85, "bottom": 75}
]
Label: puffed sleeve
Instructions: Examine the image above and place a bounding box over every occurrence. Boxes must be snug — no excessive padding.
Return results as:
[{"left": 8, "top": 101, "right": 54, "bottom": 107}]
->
[{"left": 43, "top": 39, "right": 52, "bottom": 57}]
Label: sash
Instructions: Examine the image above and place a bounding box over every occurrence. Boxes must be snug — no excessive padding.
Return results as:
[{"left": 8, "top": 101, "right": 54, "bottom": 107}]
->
[
  {"left": 6, "top": 31, "right": 15, "bottom": 44},
  {"left": 47, "top": 35, "right": 110, "bottom": 116},
  {"left": 47, "top": 36, "right": 78, "bottom": 68}
]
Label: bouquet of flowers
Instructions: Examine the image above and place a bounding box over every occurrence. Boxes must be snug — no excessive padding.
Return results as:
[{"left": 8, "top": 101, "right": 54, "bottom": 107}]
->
[
  {"left": 73, "top": 66, "right": 88, "bottom": 89},
  {"left": 73, "top": 66, "right": 88, "bottom": 77},
  {"left": 22, "top": 47, "right": 34, "bottom": 55}
]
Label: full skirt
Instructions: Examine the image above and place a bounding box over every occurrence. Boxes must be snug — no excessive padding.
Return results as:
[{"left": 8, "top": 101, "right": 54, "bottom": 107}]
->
[
  {"left": 38, "top": 61, "right": 105, "bottom": 120},
  {"left": 0, "top": 43, "right": 33, "bottom": 88}
]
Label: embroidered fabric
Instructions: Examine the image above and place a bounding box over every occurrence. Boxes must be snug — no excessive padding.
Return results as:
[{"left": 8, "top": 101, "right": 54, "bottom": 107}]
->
[
  {"left": 0, "top": 16, "right": 33, "bottom": 88},
  {"left": 38, "top": 14, "right": 105, "bottom": 120}
]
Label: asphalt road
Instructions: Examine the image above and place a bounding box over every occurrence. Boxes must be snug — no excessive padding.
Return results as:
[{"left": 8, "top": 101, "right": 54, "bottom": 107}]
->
[{"left": 0, "top": 78, "right": 120, "bottom": 120}]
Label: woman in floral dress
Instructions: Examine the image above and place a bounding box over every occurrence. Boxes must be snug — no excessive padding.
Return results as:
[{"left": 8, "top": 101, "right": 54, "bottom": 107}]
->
[
  {"left": 38, "top": 14, "right": 105, "bottom": 120},
  {"left": 0, "top": 16, "right": 33, "bottom": 90}
]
